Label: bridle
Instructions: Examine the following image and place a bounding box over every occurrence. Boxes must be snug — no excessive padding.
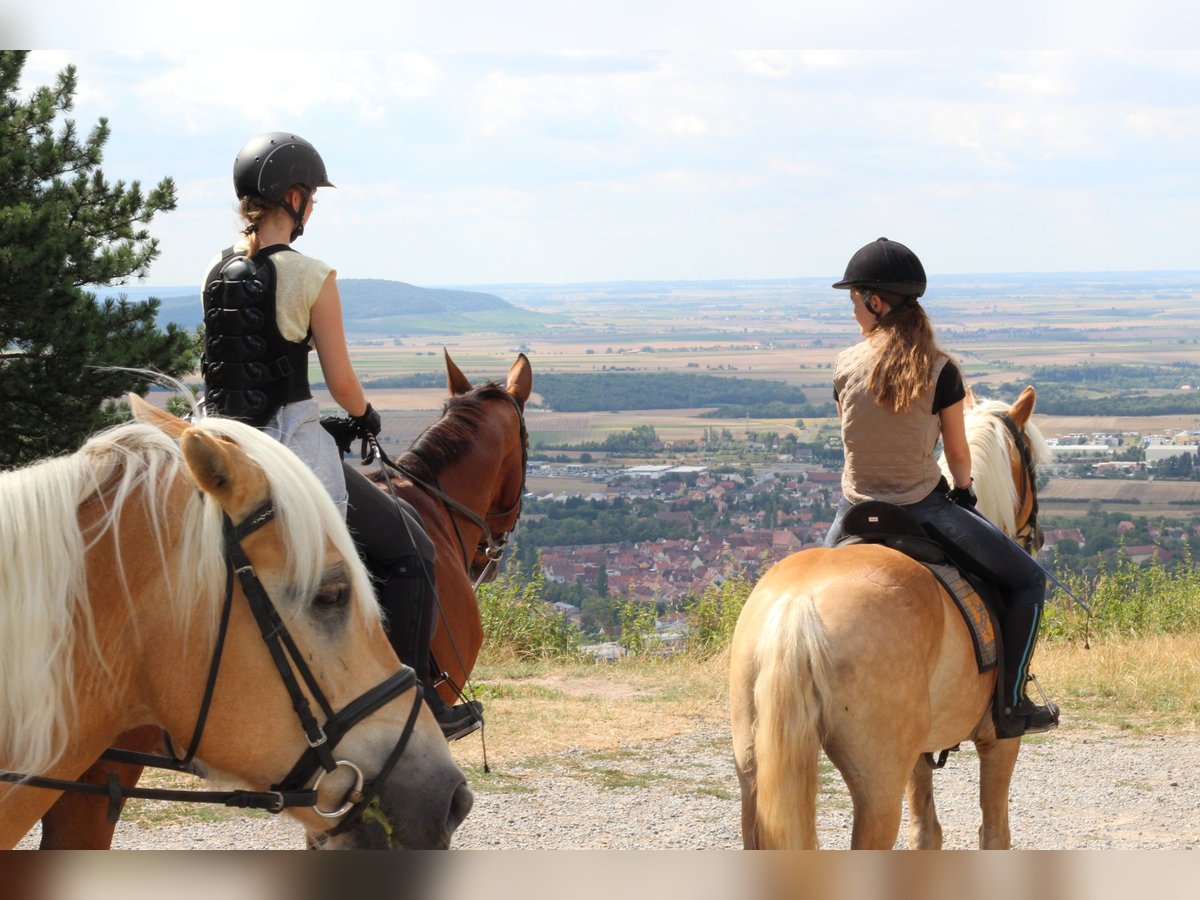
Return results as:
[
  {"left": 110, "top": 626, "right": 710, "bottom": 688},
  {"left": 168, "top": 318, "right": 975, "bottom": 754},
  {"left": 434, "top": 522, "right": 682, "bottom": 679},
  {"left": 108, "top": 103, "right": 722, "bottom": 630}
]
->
[
  {"left": 384, "top": 390, "right": 529, "bottom": 591},
  {"left": 1, "top": 499, "right": 422, "bottom": 833},
  {"left": 995, "top": 413, "right": 1044, "bottom": 554}
]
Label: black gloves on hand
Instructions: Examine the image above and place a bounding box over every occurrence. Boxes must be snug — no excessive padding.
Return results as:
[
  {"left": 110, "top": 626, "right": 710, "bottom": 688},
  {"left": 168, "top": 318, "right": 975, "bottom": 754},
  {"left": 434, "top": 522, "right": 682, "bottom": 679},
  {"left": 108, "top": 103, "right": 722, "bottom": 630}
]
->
[
  {"left": 947, "top": 482, "right": 977, "bottom": 509},
  {"left": 350, "top": 402, "right": 381, "bottom": 439},
  {"left": 320, "top": 415, "right": 356, "bottom": 455}
]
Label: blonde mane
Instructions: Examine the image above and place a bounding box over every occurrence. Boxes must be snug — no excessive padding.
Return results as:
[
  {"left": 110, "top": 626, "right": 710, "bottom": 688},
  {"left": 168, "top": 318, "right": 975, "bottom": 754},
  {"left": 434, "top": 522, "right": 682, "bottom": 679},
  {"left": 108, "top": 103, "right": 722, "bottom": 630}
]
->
[
  {"left": 0, "top": 414, "right": 377, "bottom": 776},
  {"left": 939, "top": 396, "right": 1050, "bottom": 538}
]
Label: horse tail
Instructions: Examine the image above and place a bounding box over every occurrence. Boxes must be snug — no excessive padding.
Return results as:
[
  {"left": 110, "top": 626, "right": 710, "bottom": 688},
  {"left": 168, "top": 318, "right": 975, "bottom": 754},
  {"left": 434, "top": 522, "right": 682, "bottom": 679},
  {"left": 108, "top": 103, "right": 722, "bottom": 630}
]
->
[{"left": 751, "top": 589, "right": 830, "bottom": 849}]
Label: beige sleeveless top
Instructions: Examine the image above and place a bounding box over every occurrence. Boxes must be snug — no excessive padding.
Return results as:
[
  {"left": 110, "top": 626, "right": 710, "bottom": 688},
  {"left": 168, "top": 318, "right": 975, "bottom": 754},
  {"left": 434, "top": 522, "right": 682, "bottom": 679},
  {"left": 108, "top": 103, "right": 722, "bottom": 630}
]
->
[{"left": 833, "top": 340, "right": 949, "bottom": 505}]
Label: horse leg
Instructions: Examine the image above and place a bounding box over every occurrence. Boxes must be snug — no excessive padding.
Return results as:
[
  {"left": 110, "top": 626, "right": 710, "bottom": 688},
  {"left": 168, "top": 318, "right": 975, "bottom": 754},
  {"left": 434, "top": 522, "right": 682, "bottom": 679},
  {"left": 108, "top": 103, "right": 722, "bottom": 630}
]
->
[
  {"left": 904, "top": 757, "right": 943, "bottom": 850},
  {"left": 827, "top": 745, "right": 913, "bottom": 850},
  {"left": 735, "top": 765, "right": 759, "bottom": 849},
  {"left": 974, "top": 732, "right": 1021, "bottom": 849},
  {"left": 38, "top": 725, "right": 157, "bottom": 850}
]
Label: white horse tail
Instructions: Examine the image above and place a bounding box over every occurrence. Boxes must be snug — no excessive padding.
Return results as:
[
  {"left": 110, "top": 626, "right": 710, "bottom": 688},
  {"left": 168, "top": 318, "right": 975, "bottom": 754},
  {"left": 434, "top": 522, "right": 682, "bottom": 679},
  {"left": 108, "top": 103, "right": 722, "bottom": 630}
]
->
[{"left": 751, "top": 589, "right": 831, "bottom": 849}]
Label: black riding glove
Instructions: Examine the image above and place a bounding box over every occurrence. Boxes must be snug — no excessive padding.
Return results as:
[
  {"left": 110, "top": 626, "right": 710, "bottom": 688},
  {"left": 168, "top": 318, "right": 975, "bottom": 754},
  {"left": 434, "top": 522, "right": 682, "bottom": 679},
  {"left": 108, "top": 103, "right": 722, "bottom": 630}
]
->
[
  {"left": 350, "top": 402, "right": 382, "bottom": 439},
  {"left": 320, "top": 415, "right": 356, "bottom": 455},
  {"left": 947, "top": 482, "right": 977, "bottom": 509}
]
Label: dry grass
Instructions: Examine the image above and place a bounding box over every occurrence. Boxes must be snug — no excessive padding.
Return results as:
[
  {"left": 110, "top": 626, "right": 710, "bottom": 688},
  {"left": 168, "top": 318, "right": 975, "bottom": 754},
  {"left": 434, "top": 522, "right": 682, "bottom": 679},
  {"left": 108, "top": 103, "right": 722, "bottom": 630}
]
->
[
  {"left": 452, "top": 636, "right": 1200, "bottom": 776},
  {"left": 451, "top": 654, "right": 730, "bottom": 770},
  {"left": 1035, "top": 635, "right": 1200, "bottom": 732}
]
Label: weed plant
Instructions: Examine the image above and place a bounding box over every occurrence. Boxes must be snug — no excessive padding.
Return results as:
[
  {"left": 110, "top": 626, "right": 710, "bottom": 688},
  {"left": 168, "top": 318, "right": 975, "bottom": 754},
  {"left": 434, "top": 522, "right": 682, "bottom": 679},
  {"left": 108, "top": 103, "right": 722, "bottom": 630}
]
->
[
  {"left": 1044, "top": 551, "right": 1200, "bottom": 641},
  {"left": 478, "top": 565, "right": 580, "bottom": 660}
]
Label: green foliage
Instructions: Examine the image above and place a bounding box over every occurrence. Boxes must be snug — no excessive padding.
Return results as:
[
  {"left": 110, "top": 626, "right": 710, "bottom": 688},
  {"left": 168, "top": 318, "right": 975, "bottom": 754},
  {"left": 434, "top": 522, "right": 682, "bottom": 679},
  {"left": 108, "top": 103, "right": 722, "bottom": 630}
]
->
[
  {"left": 979, "top": 365, "right": 1200, "bottom": 416},
  {"left": 478, "top": 564, "right": 580, "bottom": 660},
  {"left": 519, "top": 496, "right": 692, "bottom": 547},
  {"left": 1043, "top": 552, "right": 1200, "bottom": 641},
  {"left": 534, "top": 371, "right": 814, "bottom": 414},
  {"left": 618, "top": 600, "right": 661, "bottom": 656},
  {"left": 0, "top": 52, "right": 197, "bottom": 467},
  {"left": 683, "top": 576, "right": 753, "bottom": 657}
]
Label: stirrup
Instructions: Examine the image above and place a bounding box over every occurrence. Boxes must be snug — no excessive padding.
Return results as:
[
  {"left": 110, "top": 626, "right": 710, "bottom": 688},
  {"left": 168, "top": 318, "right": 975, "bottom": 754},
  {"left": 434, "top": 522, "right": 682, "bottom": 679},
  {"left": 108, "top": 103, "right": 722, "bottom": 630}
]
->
[
  {"left": 436, "top": 699, "right": 484, "bottom": 742},
  {"left": 995, "top": 675, "right": 1059, "bottom": 739}
]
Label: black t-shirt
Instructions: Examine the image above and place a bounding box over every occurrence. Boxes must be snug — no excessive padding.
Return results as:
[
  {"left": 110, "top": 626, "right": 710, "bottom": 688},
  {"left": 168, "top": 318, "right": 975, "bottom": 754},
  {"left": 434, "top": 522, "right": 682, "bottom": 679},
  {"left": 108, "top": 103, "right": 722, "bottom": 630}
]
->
[{"left": 832, "top": 359, "right": 965, "bottom": 414}]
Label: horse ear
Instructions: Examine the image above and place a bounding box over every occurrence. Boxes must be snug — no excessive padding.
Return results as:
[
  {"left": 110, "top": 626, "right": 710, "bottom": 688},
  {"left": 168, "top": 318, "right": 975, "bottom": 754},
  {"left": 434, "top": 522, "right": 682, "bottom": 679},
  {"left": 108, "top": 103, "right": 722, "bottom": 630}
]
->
[
  {"left": 444, "top": 349, "right": 473, "bottom": 396},
  {"left": 963, "top": 385, "right": 977, "bottom": 410},
  {"left": 507, "top": 353, "right": 532, "bottom": 405},
  {"left": 1009, "top": 385, "right": 1037, "bottom": 427},
  {"left": 129, "top": 393, "right": 189, "bottom": 439},
  {"left": 180, "top": 429, "right": 264, "bottom": 517}
]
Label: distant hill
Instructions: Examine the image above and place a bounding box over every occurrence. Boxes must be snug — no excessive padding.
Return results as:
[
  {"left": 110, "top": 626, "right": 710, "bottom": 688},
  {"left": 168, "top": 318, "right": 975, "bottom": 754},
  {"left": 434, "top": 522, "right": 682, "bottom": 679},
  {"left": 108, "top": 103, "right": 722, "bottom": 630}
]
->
[{"left": 110, "top": 279, "right": 560, "bottom": 336}]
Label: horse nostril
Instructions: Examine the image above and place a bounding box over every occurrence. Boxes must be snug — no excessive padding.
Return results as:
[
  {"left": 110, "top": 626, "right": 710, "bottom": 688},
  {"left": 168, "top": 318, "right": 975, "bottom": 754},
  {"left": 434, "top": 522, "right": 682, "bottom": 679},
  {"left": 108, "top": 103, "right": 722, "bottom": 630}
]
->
[{"left": 448, "top": 781, "right": 474, "bottom": 833}]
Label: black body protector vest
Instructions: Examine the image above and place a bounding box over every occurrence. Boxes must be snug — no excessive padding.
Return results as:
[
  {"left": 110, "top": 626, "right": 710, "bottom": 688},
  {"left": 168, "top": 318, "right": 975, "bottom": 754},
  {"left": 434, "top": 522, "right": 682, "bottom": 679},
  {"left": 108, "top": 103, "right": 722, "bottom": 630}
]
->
[{"left": 201, "top": 245, "right": 313, "bottom": 427}]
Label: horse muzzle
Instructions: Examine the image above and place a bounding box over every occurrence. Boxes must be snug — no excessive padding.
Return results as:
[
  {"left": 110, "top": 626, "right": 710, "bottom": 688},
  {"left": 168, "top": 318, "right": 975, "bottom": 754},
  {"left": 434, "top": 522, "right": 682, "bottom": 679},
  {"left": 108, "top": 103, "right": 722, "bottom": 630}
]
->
[{"left": 308, "top": 774, "right": 473, "bottom": 850}]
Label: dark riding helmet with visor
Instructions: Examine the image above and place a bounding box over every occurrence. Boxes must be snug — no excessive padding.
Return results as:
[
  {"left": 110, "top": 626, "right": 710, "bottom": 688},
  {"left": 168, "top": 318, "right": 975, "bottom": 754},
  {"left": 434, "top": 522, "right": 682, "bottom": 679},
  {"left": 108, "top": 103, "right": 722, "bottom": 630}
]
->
[
  {"left": 234, "top": 132, "right": 334, "bottom": 240},
  {"left": 832, "top": 237, "right": 927, "bottom": 299}
]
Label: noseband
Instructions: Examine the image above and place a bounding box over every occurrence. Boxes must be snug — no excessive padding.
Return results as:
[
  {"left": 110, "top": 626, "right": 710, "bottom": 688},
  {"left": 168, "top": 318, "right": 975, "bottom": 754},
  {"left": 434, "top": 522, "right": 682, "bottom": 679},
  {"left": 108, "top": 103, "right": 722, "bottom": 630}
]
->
[
  {"left": 995, "top": 413, "right": 1043, "bottom": 553},
  {"left": 2, "top": 499, "right": 422, "bottom": 832}
]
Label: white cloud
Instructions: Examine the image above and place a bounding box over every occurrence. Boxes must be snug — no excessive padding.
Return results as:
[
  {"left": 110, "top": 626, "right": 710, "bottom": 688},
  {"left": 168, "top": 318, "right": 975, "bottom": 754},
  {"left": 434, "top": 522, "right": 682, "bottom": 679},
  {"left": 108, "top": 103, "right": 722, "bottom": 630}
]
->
[{"left": 16, "top": 47, "right": 1200, "bottom": 283}]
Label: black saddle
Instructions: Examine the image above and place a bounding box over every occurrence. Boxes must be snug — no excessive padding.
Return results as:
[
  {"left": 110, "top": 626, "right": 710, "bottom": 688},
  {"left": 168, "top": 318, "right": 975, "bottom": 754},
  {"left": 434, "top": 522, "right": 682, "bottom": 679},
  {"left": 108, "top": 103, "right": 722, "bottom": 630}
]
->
[{"left": 836, "top": 500, "right": 948, "bottom": 565}]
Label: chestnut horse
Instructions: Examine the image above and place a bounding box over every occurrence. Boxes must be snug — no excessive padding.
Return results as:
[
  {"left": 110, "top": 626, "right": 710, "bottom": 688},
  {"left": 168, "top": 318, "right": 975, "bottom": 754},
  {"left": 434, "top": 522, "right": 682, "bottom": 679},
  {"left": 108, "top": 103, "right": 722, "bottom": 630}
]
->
[
  {"left": 3, "top": 397, "right": 471, "bottom": 849},
  {"left": 36, "top": 352, "right": 530, "bottom": 848},
  {"left": 386, "top": 352, "right": 531, "bottom": 704},
  {"left": 730, "top": 387, "right": 1050, "bottom": 849}
]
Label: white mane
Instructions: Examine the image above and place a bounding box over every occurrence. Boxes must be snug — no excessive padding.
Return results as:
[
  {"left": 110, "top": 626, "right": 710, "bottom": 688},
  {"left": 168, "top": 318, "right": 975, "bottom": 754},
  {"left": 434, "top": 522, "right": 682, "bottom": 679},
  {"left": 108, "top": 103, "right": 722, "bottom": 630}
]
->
[
  {"left": 0, "top": 414, "right": 376, "bottom": 776},
  {"left": 939, "top": 396, "right": 1050, "bottom": 538}
]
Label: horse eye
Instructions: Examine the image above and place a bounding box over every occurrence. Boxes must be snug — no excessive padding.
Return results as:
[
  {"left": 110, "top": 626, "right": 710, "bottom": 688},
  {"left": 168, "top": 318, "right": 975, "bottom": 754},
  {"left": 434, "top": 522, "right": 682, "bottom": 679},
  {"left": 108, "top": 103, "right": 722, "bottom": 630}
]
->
[{"left": 314, "top": 585, "right": 351, "bottom": 610}]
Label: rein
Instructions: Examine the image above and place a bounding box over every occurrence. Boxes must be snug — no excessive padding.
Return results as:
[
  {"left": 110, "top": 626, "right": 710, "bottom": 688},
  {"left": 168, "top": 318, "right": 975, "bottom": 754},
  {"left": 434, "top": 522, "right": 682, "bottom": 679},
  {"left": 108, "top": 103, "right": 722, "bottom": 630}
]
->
[
  {"left": 1, "top": 499, "right": 422, "bottom": 831},
  {"left": 385, "top": 390, "right": 529, "bottom": 589}
]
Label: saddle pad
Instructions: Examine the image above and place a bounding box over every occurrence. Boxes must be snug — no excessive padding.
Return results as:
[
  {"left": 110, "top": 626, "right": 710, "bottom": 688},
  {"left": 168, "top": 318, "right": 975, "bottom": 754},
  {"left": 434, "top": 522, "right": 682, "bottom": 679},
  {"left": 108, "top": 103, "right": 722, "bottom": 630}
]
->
[{"left": 924, "top": 562, "right": 998, "bottom": 673}]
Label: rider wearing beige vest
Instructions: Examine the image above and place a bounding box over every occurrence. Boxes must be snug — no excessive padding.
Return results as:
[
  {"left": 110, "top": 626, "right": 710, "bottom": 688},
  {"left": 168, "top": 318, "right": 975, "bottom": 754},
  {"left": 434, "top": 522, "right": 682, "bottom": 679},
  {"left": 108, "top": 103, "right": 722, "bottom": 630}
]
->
[
  {"left": 824, "top": 238, "right": 1058, "bottom": 740},
  {"left": 835, "top": 340, "right": 950, "bottom": 506}
]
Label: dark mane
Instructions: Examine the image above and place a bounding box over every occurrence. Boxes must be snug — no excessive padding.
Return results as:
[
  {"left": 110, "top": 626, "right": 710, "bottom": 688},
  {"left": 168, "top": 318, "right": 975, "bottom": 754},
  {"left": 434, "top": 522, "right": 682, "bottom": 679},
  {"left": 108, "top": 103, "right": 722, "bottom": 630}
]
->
[{"left": 397, "top": 383, "right": 514, "bottom": 482}]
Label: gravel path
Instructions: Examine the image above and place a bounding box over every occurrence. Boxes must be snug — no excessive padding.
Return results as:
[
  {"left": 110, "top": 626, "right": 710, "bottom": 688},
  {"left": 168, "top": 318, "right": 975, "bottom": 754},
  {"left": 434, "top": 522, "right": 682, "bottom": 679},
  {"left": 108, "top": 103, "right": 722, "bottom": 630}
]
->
[{"left": 16, "top": 720, "right": 1200, "bottom": 849}]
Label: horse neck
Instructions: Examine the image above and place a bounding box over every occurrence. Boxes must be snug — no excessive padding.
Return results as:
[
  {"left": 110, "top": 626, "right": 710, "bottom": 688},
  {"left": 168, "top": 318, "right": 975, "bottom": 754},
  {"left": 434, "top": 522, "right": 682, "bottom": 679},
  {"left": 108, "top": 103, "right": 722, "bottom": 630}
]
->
[
  {"left": 399, "top": 407, "right": 521, "bottom": 546},
  {"left": 435, "top": 419, "right": 518, "bottom": 519}
]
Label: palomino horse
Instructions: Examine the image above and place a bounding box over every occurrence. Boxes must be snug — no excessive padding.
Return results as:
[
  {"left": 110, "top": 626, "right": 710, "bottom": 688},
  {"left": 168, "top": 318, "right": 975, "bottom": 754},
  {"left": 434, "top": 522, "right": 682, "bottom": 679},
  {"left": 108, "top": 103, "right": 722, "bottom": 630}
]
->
[
  {"left": 730, "top": 386, "right": 1049, "bottom": 849},
  {"left": 2, "top": 397, "right": 472, "bottom": 849},
  {"left": 36, "top": 352, "right": 530, "bottom": 848}
]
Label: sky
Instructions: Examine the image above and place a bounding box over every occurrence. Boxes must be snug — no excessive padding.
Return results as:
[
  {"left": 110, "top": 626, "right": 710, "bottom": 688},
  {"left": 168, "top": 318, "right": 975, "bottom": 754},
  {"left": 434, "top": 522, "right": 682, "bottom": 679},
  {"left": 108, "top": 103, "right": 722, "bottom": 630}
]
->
[{"left": 5, "top": 3, "right": 1200, "bottom": 288}]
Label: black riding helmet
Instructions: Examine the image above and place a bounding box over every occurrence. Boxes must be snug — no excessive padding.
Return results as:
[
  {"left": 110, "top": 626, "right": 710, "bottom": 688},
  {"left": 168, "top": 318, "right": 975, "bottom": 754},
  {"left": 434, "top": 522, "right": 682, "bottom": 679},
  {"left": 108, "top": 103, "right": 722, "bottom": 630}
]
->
[
  {"left": 832, "top": 237, "right": 927, "bottom": 298},
  {"left": 233, "top": 132, "right": 334, "bottom": 239}
]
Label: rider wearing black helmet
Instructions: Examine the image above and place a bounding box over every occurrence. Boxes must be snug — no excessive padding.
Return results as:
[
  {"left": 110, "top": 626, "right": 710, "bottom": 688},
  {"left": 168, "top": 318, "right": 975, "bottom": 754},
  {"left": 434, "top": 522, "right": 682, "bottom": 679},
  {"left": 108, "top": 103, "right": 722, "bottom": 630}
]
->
[
  {"left": 825, "top": 238, "right": 1058, "bottom": 740},
  {"left": 201, "top": 132, "right": 482, "bottom": 741}
]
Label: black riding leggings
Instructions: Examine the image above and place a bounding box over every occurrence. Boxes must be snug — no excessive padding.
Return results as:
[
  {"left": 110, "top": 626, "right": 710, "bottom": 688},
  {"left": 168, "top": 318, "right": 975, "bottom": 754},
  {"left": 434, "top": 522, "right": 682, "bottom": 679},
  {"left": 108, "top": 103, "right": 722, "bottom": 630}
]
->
[{"left": 341, "top": 463, "right": 441, "bottom": 693}]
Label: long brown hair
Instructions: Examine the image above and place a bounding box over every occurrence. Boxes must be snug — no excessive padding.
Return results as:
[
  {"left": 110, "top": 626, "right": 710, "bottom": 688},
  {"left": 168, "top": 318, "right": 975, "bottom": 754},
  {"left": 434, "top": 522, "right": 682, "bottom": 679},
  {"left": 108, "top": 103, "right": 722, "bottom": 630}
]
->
[{"left": 864, "top": 290, "right": 943, "bottom": 413}]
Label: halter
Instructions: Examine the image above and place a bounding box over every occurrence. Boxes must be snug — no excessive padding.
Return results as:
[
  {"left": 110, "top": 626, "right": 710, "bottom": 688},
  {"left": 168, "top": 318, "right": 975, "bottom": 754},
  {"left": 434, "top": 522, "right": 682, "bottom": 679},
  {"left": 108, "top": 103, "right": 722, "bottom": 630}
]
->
[
  {"left": 995, "top": 413, "right": 1044, "bottom": 554},
  {"left": 1, "top": 499, "right": 422, "bottom": 833}
]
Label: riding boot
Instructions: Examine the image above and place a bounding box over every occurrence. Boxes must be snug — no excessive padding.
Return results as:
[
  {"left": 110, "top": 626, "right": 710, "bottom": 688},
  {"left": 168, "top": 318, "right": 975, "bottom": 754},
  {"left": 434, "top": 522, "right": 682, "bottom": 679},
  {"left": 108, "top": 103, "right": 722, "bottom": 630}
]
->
[
  {"left": 995, "top": 603, "right": 1059, "bottom": 739},
  {"left": 374, "top": 557, "right": 483, "bottom": 742}
]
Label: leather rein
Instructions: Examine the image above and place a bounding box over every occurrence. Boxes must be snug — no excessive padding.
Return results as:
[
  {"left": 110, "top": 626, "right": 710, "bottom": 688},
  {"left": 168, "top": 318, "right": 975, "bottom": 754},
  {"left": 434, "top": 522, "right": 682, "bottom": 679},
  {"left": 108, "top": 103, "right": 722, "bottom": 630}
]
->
[{"left": 1, "top": 500, "right": 422, "bottom": 833}]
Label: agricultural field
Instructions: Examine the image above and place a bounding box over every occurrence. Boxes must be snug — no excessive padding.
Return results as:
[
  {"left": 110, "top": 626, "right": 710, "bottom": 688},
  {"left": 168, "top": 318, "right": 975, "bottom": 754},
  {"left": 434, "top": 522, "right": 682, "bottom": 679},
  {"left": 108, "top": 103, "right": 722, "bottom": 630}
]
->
[{"left": 238, "top": 272, "right": 1200, "bottom": 462}]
